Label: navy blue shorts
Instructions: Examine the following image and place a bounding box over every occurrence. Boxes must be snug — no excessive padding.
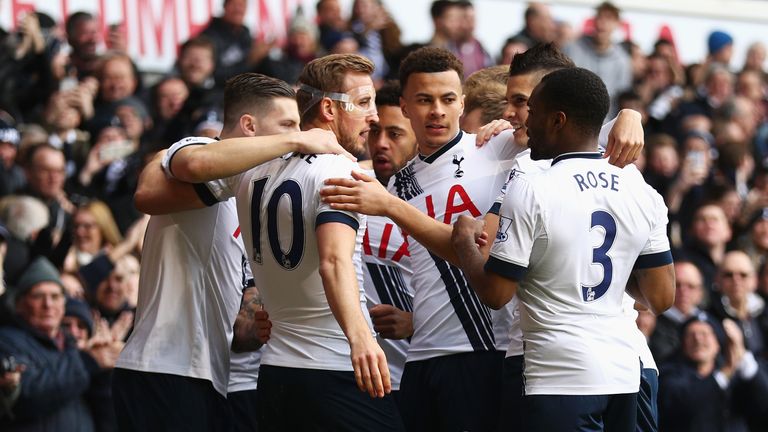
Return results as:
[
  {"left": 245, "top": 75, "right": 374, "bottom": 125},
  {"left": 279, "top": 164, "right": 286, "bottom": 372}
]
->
[
  {"left": 398, "top": 351, "right": 505, "bottom": 432},
  {"left": 112, "top": 368, "right": 230, "bottom": 432},
  {"left": 256, "top": 364, "right": 403, "bottom": 432},
  {"left": 499, "top": 355, "right": 524, "bottom": 432},
  {"left": 228, "top": 388, "right": 259, "bottom": 432},
  {"left": 522, "top": 392, "right": 637, "bottom": 432},
  {"left": 637, "top": 367, "right": 658, "bottom": 432}
]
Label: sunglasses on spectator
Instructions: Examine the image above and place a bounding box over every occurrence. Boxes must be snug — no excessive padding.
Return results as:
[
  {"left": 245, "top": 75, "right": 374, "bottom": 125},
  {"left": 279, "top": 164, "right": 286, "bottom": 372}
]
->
[{"left": 721, "top": 271, "right": 752, "bottom": 279}]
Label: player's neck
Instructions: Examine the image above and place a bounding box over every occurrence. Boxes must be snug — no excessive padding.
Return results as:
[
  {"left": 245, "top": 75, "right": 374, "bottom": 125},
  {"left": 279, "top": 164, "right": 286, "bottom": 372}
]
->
[
  {"left": 556, "top": 139, "right": 600, "bottom": 157},
  {"left": 302, "top": 119, "right": 332, "bottom": 132}
]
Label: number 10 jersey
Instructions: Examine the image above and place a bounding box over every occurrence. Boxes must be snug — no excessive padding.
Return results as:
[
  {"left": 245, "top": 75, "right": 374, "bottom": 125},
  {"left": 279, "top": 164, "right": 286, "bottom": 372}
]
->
[{"left": 198, "top": 151, "right": 370, "bottom": 372}]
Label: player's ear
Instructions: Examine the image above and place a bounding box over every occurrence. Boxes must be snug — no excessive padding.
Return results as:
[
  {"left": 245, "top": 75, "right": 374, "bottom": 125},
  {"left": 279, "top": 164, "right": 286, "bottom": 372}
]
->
[
  {"left": 400, "top": 96, "right": 410, "bottom": 119},
  {"left": 239, "top": 114, "right": 258, "bottom": 136},
  {"left": 318, "top": 97, "right": 335, "bottom": 122},
  {"left": 551, "top": 111, "right": 566, "bottom": 132}
]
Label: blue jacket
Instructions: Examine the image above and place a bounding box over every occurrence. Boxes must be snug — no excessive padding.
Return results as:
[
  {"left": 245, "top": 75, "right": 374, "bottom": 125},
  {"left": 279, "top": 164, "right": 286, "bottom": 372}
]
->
[{"left": 0, "top": 321, "right": 96, "bottom": 431}]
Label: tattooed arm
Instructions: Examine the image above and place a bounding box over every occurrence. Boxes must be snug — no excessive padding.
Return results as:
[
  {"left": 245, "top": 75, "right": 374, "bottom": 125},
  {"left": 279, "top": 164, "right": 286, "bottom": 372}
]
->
[{"left": 231, "top": 287, "right": 272, "bottom": 353}]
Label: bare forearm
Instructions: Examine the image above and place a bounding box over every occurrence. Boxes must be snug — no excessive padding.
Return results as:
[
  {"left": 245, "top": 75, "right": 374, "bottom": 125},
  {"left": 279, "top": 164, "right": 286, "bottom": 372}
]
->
[
  {"left": 386, "top": 198, "right": 459, "bottom": 264},
  {"left": 633, "top": 264, "right": 676, "bottom": 315},
  {"left": 172, "top": 135, "right": 300, "bottom": 183},
  {"left": 454, "top": 235, "right": 505, "bottom": 309},
  {"left": 320, "top": 257, "right": 373, "bottom": 344},
  {"left": 135, "top": 153, "right": 205, "bottom": 214}
]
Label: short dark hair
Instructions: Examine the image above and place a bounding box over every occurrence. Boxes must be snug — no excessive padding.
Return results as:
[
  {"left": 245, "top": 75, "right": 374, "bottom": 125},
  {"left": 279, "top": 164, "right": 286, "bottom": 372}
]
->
[
  {"left": 524, "top": 4, "right": 540, "bottom": 20},
  {"left": 430, "top": 0, "right": 470, "bottom": 19},
  {"left": 399, "top": 47, "right": 464, "bottom": 90},
  {"left": 376, "top": 81, "right": 402, "bottom": 108},
  {"left": 180, "top": 35, "right": 215, "bottom": 58},
  {"left": 222, "top": 73, "right": 296, "bottom": 132},
  {"left": 596, "top": 1, "right": 620, "bottom": 19},
  {"left": 536, "top": 68, "right": 609, "bottom": 138},
  {"left": 508, "top": 43, "right": 575, "bottom": 78},
  {"left": 65, "top": 11, "right": 93, "bottom": 37}
]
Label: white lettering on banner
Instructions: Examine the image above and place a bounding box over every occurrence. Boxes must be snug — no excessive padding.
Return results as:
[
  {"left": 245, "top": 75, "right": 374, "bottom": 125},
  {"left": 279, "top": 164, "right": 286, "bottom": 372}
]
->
[
  {"left": 0, "top": 0, "right": 765, "bottom": 72},
  {"left": 0, "top": 0, "right": 304, "bottom": 71}
]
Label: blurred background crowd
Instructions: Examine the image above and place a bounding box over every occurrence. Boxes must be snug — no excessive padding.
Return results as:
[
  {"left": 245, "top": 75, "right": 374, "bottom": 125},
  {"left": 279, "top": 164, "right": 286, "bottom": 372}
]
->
[{"left": 0, "top": 0, "right": 766, "bottom": 430}]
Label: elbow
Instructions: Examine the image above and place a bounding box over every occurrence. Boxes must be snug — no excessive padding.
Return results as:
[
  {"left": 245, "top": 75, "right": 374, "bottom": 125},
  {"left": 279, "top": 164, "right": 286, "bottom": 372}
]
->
[
  {"left": 484, "top": 296, "right": 508, "bottom": 311},
  {"left": 318, "top": 256, "right": 340, "bottom": 281},
  {"left": 650, "top": 289, "right": 675, "bottom": 316},
  {"left": 174, "top": 156, "right": 210, "bottom": 183},
  {"left": 476, "top": 291, "right": 508, "bottom": 311},
  {"left": 133, "top": 188, "right": 156, "bottom": 215},
  {"left": 485, "top": 300, "right": 505, "bottom": 311}
]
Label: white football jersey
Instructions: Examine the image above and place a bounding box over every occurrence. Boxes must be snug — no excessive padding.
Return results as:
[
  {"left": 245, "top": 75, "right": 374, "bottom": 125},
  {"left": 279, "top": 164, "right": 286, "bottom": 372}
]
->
[
  {"left": 486, "top": 119, "right": 627, "bottom": 359},
  {"left": 488, "top": 152, "right": 672, "bottom": 396},
  {"left": 228, "top": 350, "right": 261, "bottom": 393},
  {"left": 194, "top": 152, "right": 370, "bottom": 372},
  {"left": 488, "top": 149, "right": 550, "bottom": 358},
  {"left": 361, "top": 209, "right": 413, "bottom": 390},
  {"left": 387, "top": 130, "right": 525, "bottom": 361},
  {"left": 117, "top": 138, "right": 247, "bottom": 397},
  {"left": 622, "top": 294, "right": 658, "bottom": 373}
]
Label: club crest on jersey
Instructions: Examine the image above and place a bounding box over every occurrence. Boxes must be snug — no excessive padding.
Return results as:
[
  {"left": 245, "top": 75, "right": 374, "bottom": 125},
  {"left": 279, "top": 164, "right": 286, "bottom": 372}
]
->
[
  {"left": 496, "top": 216, "right": 514, "bottom": 242},
  {"left": 452, "top": 155, "right": 465, "bottom": 178},
  {"left": 500, "top": 169, "right": 523, "bottom": 195},
  {"left": 394, "top": 164, "right": 424, "bottom": 200}
]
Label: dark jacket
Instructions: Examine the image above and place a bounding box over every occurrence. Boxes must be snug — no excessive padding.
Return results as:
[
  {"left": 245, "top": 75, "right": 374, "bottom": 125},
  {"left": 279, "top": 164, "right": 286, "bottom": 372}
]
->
[
  {"left": 659, "top": 358, "right": 768, "bottom": 432},
  {"left": 0, "top": 321, "right": 97, "bottom": 431},
  {"left": 200, "top": 17, "right": 253, "bottom": 87}
]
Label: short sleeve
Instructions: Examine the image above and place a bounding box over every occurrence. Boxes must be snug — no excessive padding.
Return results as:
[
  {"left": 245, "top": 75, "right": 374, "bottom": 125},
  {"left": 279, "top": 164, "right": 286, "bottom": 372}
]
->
[
  {"left": 486, "top": 174, "right": 540, "bottom": 281},
  {"left": 488, "top": 168, "right": 520, "bottom": 215},
  {"left": 162, "top": 136, "right": 216, "bottom": 177},
  {"left": 635, "top": 189, "right": 673, "bottom": 269},
  {"left": 161, "top": 136, "right": 240, "bottom": 204},
  {"left": 597, "top": 116, "right": 616, "bottom": 153},
  {"left": 486, "top": 129, "right": 526, "bottom": 162},
  {"left": 314, "top": 156, "right": 364, "bottom": 232}
]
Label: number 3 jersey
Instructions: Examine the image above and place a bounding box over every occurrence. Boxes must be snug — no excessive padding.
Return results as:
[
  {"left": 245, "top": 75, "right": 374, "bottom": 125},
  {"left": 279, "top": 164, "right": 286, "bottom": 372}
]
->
[
  {"left": 487, "top": 153, "right": 672, "bottom": 396},
  {"left": 168, "top": 143, "right": 371, "bottom": 372},
  {"left": 387, "top": 130, "right": 524, "bottom": 361}
]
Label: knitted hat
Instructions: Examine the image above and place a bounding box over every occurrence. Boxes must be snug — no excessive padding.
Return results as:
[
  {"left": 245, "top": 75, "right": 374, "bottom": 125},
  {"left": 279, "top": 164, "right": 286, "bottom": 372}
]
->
[
  {"left": 0, "top": 115, "right": 20, "bottom": 146},
  {"left": 708, "top": 30, "right": 733, "bottom": 55},
  {"left": 65, "top": 297, "right": 94, "bottom": 336},
  {"left": 15, "top": 257, "right": 64, "bottom": 298}
]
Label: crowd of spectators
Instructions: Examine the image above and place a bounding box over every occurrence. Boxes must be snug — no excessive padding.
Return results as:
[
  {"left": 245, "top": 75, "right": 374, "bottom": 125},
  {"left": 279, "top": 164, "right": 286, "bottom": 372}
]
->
[{"left": 0, "top": 0, "right": 766, "bottom": 430}]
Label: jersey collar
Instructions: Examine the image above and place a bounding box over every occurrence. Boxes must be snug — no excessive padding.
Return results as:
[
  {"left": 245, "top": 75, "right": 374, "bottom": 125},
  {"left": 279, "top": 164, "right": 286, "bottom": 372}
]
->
[
  {"left": 418, "top": 130, "right": 463, "bottom": 164},
  {"left": 551, "top": 152, "right": 602, "bottom": 166}
]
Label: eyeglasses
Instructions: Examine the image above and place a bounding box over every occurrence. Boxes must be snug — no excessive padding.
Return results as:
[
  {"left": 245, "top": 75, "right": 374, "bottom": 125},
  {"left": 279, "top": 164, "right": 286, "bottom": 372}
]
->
[{"left": 721, "top": 271, "right": 752, "bottom": 279}]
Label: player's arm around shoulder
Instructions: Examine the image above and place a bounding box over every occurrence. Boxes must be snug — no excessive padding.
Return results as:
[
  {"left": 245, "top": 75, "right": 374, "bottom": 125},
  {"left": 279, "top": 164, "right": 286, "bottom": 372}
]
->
[
  {"left": 134, "top": 149, "right": 206, "bottom": 215},
  {"left": 316, "top": 221, "right": 391, "bottom": 399},
  {"left": 170, "top": 130, "right": 349, "bottom": 183},
  {"left": 600, "top": 109, "right": 644, "bottom": 168}
]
